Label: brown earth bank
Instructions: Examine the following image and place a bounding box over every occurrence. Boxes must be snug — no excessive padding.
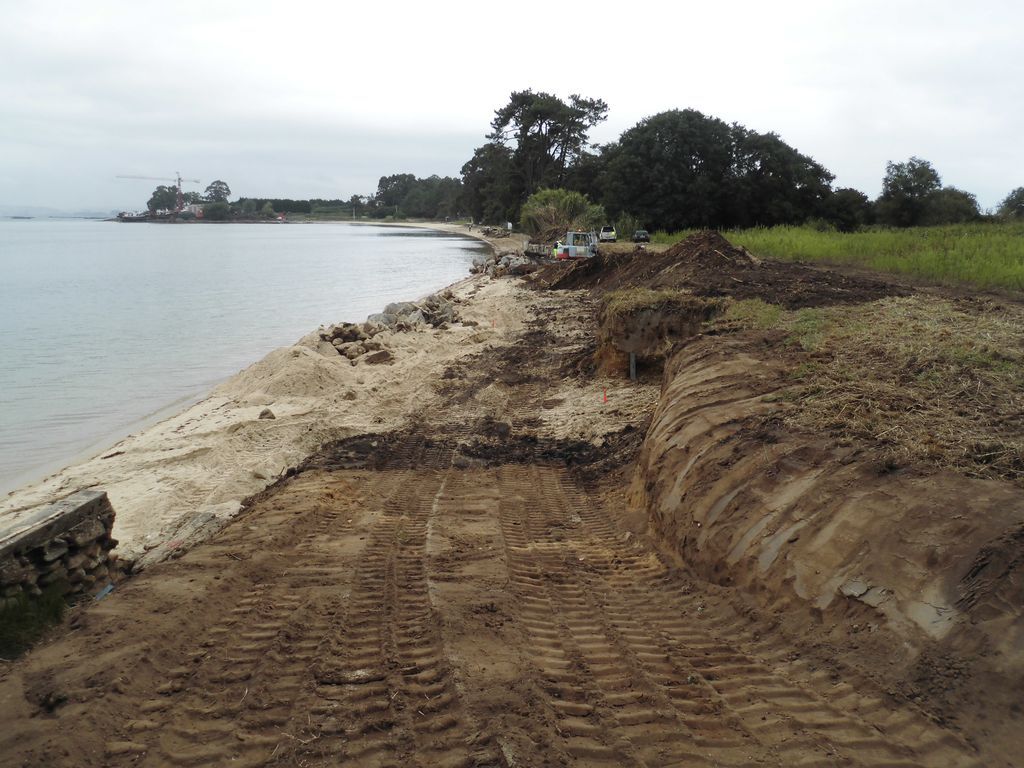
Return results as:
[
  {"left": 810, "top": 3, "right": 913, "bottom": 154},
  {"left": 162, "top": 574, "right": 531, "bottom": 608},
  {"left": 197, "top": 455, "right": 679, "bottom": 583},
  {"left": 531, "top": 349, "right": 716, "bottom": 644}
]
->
[{"left": 0, "top": 232, "right": 1021, "bottom": 767}]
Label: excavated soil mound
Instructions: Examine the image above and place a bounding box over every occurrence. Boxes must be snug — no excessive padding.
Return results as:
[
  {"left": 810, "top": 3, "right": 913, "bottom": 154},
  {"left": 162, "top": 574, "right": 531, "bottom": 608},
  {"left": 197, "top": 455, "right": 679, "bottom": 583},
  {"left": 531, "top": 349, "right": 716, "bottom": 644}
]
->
[{"left": 534, "top": 230, "right": 907, "bottom": 309}]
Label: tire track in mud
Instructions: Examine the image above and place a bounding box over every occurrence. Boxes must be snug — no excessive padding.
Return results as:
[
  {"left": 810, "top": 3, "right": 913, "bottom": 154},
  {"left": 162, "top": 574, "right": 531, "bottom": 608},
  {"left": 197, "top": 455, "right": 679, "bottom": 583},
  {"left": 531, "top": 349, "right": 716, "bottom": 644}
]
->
[
  {"left": 106, "top": 468, "right": 489, "bottom": 768},
  {"left": 490, "top": 463, "right": 982, "bottom": 768},
  {"left": 113, "top": 473, "right": 378, "bottom": 767}
]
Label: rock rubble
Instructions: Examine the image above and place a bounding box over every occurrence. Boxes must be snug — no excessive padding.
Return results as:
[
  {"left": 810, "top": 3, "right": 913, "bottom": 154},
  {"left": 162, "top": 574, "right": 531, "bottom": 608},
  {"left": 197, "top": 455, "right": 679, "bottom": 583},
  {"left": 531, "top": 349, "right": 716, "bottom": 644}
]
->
[{"left": 319, "top": 291, "right": 463, "bottom": 364}]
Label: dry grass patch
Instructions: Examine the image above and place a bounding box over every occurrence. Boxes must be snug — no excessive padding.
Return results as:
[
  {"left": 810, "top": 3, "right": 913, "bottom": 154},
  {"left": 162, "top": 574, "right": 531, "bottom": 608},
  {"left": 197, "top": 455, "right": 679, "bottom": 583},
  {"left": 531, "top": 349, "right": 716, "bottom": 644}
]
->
[
  {"left": 602, "top": 288, "right": 723, "bottom": 320},
  {"left": 717, "top": 295, "right": 1024, "bottom": 482}
]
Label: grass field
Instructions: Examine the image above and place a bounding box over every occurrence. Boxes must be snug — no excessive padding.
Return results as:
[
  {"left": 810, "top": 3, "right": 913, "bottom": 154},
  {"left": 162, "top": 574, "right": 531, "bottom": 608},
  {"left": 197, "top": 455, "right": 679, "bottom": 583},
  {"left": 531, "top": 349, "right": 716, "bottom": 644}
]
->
[{"left": 651, "top": 222, "right": 1024, "bottom": 291}]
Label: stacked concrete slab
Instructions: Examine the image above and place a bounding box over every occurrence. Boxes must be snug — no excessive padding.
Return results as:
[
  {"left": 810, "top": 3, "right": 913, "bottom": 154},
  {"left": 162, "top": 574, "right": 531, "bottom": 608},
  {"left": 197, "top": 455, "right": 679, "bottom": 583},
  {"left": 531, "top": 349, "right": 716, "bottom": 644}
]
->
[{"left": 0, "top": 490, "right": 117, "bottom": 609}]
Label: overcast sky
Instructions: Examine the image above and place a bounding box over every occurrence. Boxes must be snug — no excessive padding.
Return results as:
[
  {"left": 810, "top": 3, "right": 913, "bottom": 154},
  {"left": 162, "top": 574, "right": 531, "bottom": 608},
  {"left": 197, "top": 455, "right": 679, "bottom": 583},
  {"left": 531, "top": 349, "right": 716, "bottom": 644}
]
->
[{"left": 1, "top": 0, "right": 1021, "bottom": 213}]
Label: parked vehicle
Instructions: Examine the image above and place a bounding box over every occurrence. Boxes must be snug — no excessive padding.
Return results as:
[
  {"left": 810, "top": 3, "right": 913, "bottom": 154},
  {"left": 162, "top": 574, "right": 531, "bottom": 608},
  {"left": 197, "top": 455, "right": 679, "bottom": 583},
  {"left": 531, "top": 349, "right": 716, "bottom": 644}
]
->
[
  {"left": 554, "top": 230, "right": 599, "bottom": 260},
  {"left": 599, "top": 225, "right": 617, "bottom": 243},
  {"left": 632, "top": 229, "right": 650, "bottom": 243}
]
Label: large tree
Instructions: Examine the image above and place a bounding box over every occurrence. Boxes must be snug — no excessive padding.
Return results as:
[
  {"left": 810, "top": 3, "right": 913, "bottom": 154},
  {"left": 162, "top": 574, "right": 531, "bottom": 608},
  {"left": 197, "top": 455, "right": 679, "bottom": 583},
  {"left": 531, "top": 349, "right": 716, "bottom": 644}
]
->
[
  {"left": 875, "top": 157, "right": 942, "bottom": 227},
  {"left": 375, "top": 174, "right": 416, "bottom": 209},
  {"left": 921, "top": 187, "right": 980, "bottom": 225},
  {"left": 147, "top": 185, "right": 178, "bottom": 213},
  {"left": 725, "top": 126, "right": 834, "bottom": 228},
  {"left": 397, "top": 175, "right": 462, "bottom": 219},
  {"left": 204, "top": 180, "right": 231, "bottom": 203},
  {"left": 601, "top": 109, "right": 832, "bottom": 231},
  {"left": 602, "top": 109, "right": 733, "bottom": 231},
  {"left": 478, "top": 90, "right": 608, "bottom": 218},
  {"left": 997, "top": 187, "right": 1024, "bottom": 219},
  {"left": 460, "top": 143, "right": 516, "bottom": 223},
  {"left": 819, "top": 187, "right": 874, "bottom": 232}
]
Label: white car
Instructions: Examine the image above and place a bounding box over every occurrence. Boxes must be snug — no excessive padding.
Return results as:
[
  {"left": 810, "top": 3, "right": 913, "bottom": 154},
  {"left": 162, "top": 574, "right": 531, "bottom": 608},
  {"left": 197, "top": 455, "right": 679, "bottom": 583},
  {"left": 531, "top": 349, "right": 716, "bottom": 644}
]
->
[{"left": 599, "top": 226, "right": 617, "bottom": 242}]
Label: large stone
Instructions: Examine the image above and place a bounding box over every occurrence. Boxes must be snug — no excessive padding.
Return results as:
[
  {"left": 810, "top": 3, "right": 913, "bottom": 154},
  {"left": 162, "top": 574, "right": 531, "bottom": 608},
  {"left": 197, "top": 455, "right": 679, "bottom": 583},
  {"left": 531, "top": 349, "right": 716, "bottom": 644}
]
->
[
  {"left": 36, "top": 540, "right": 68, "bottom": 563},
  {"left": 65, "top": 552, "right": 91, "bottom": 571},
  {"left": 383, "top": 301, "right": 418, "bottom": 317},
  {"left": 507, "top": 256, "right": 537, "bottom": 275},
  {"left": 67, "top": 517, "right": 105, "bottom": 548},
  {"left": 434, "top": 304, "right": 457, "bottom": 324},
  {"left": 0, "top": 558, "right": 34, "bottom": 586},
  {"left": 362, "top": 350, "right": 394, "bottom": 365},
  {"left": 366, "top": 313, "right": 396, "bottom": 328},
  {"left": 399, "top": 310, "right": 427, "bottom": 326},
  {"left": 39, "top": 565, "right": 68, "bottom": 586},
  {"left": 321, "top": 322, "right": 366, "bottom": 344}
]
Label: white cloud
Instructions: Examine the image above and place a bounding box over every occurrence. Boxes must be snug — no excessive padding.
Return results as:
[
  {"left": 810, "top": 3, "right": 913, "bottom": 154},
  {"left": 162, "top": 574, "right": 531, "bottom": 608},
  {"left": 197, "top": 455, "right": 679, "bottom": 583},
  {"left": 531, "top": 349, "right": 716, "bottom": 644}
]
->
[{"left": 1, "top": 0, "right": 1021, "bottom": 210}]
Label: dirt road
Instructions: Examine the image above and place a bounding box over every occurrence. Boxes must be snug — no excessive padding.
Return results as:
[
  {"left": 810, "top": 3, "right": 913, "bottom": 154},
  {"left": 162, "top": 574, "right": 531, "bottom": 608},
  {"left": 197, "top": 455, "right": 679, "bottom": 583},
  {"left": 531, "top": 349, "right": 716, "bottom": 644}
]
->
[{"left": 0, "top": 286, "right": 985, "bottom": 767}]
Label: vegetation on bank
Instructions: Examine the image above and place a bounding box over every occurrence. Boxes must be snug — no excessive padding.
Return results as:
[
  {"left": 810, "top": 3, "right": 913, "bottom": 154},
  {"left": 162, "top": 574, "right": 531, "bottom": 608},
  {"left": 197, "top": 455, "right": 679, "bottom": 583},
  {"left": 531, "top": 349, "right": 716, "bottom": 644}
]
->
[
  {"left": 716, "top": 295, "right": 1024, "bottom": 483},
  {"left": 650, "top": 222, "right": 1024, "bottom": 291},
  {"left": 0, "top": 584, "right": 66, "bottom": 658}
]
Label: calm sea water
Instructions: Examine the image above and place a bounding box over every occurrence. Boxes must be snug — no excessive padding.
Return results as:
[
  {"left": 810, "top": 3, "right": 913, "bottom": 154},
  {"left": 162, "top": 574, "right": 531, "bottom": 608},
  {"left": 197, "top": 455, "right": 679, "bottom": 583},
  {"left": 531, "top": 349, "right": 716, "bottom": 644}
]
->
[{"left": 0, "top": 219, "right": 485, "bottom": 494}]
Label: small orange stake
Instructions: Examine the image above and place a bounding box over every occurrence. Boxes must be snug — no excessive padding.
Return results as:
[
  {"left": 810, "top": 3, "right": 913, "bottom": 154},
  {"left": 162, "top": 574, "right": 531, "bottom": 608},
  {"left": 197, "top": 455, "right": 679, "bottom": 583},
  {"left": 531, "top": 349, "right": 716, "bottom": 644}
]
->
[{"left": 603, "top": 388, "right": 608, "bottom": 403}]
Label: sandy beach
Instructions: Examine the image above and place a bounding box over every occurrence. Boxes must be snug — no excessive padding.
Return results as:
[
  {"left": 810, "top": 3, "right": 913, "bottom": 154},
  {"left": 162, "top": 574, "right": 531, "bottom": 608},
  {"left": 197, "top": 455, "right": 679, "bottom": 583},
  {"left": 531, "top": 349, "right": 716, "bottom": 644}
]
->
[{"left": 0, "top": 224, "right": 527, "bottom": 565}]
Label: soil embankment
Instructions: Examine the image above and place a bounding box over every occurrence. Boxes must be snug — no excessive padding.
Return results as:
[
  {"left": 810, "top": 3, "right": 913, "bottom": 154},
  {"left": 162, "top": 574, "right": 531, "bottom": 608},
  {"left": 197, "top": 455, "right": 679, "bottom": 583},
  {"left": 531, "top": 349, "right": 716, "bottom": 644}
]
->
[
  {"left": 538, "top": 231, "right": 1024, "bottom": 764},
  {"left": 0, "top": 231, "right": 1020, "bottom": 766}
]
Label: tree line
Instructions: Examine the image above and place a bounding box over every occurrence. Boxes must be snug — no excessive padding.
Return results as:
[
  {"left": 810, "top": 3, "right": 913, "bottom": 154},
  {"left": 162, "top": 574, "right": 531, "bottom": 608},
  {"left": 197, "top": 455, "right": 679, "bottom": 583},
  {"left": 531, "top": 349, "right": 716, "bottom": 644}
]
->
[
  {"left": 457, "top": 91, "right": 1022, "bottom": 233},
  {"left": 147, "top": 91, "right": 1024, "bottom": 231}
]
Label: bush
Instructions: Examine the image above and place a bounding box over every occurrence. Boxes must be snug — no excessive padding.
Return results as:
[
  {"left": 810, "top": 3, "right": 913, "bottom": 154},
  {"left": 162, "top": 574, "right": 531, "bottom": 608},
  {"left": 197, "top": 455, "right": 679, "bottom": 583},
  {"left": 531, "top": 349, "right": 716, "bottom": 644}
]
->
[{"left": 519, "top": 188, "right": 605, "bottom": 240}]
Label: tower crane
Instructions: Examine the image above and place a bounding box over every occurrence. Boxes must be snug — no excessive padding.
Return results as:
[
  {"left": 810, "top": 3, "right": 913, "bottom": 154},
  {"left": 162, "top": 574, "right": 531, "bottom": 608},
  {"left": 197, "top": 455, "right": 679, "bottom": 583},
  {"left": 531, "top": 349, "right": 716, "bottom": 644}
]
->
[{"left": 116, "top": 172, "right": 201, "bottom": 213}]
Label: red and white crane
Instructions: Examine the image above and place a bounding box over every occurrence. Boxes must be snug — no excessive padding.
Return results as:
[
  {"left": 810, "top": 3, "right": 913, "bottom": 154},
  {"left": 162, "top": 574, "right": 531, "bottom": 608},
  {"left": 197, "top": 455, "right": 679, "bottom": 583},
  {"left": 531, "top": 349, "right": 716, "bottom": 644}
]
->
[{"left": 116, "top": 172, "right": 201, "bottom": 213}]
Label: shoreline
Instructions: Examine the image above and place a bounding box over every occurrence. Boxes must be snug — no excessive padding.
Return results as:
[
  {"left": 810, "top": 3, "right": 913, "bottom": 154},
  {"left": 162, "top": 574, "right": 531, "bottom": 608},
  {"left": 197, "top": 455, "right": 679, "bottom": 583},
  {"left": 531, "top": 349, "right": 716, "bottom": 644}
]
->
[{"left": 0, "top": 224, "right": 518, "bottom": 564}]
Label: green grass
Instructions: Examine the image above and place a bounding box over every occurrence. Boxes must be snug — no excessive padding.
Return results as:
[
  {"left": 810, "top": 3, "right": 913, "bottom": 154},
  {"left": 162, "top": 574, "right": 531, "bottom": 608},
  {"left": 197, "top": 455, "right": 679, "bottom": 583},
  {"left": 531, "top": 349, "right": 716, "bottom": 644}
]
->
[
  {"left": 719, "top": 300, "right": 828, "bottom": 350},
  {"left": 721, "top": 298, "right": 784, "bottom": 330},
  {"left": 0, "top": 585, "right": 67, "bottom": 659},
  {"left": 651, "top": 222, "right": 1024, "bottom": 291}
]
